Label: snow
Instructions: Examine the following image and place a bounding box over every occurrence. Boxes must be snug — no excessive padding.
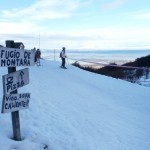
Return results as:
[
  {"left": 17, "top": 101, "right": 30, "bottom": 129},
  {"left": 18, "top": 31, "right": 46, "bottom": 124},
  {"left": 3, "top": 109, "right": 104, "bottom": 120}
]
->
[{"left": 0, "top": 59, "right": 150, "bottom": 150}]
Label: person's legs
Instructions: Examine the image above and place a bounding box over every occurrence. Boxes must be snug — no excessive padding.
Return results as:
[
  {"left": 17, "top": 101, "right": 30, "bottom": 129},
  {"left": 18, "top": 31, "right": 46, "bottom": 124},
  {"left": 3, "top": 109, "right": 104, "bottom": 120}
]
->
[
  {"left": 61, "top": 58, "right": 63, "bottom": 67},
  {"left": 62, "top": 58, "right": 65, "bottom": 67},
  {"left": 37, "top": 58, "right": 40, "bottom": 66}
]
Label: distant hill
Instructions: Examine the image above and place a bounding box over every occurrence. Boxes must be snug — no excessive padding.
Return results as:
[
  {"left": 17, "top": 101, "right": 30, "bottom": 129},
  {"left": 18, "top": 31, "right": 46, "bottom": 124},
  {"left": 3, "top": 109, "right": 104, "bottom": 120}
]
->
[{"left": 72, "top": 55, "right": 150, "bottom": 84}]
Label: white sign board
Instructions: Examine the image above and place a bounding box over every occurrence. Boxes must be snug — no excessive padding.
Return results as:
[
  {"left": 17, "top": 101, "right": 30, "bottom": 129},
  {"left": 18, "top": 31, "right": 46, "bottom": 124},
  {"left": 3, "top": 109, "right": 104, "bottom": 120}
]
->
[
  {"left": 3, "top": 68, "right": 29, "bottom": 94},
  {"left": 0, "top": 47, "right": 35, "bottom": 67},
  {"left": 1, "top": 93, "right": 30, "bottom": 113}
]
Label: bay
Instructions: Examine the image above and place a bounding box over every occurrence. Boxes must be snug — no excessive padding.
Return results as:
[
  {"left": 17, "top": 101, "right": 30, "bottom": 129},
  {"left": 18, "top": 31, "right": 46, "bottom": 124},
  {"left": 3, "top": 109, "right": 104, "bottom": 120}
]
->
[{"left": 41, "top": 50, "right": 150, "bottom": 66}]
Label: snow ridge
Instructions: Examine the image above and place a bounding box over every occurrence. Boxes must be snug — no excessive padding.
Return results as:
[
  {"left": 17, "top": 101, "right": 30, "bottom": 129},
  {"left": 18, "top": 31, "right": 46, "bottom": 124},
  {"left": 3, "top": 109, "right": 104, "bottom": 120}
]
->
[{"left": 0, "top": 60, "right": 150, "bottom": 150}]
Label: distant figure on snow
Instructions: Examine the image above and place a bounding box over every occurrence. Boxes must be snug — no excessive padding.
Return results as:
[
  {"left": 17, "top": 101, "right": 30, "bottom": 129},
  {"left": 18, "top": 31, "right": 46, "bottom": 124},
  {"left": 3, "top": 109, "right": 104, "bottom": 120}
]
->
[
  {"left": 60, "top": 47, "right": 67, "bottom": 69},
  {"left": 36, "top": 48, "right": 41, "bottom": 66},
  {"left": 32, "top": 47, "right": 37, "bottom": 63}
]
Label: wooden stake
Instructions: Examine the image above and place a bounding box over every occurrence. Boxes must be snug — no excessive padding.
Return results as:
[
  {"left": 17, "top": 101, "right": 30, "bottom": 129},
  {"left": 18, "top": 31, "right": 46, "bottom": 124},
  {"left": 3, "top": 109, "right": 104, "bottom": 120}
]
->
[{"left": 6, "top": 41, "right": 21, "bottom": 141}]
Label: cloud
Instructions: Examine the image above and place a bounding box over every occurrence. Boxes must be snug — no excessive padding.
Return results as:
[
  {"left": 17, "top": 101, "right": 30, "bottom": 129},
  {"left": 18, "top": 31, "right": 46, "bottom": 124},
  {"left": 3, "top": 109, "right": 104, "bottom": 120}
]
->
[
  {"left": 0, "top": 22, "right": 39, "bottom": 34},
  {"left": 0, "top": 0, "right": 82, "bottom": 38},
  {"left": 0, "top": 0, "right": 92, "bottom": 35},
  {"left": 1, "top": 0, "right": 85, "bottom": 21},
  {"left": 1, "top": 27, "right": 149, "bottom": 50},
  {"left": 44, "top": 27, "right": 150, "bottom": 50},
  {"left": 133, "top": 12, "right": 150, "bottom": 20},
  {"left": 0, "top": 0, "right": 150, "bottom": 50},
  {"left": 1, "top": 26, "right": 150, "bottom": 50},
  {"left": 101, "top": 0, "right": 128, "bottom": 11}
]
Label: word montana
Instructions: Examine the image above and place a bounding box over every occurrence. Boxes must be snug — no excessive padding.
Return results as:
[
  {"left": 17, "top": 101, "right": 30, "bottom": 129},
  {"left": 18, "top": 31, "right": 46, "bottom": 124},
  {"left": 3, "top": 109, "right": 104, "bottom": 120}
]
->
[{"left": 0, "top": 47, "right": 35, "bottom": 67}]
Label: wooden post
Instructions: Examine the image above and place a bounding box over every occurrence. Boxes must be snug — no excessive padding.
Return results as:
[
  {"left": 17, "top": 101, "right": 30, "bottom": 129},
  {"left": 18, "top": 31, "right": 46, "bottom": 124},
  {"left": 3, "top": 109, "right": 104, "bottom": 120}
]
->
[
  {"left": 54, "top": 49, "right": 55, "bottom": 61},
  {"left": 6, "top": 40, "right": 21, "bottom": 141}
]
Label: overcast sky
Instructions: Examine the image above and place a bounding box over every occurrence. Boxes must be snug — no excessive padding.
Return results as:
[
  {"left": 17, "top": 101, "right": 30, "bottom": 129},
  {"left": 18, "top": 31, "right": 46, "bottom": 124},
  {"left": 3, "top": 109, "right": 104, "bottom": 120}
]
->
[{"left": 0, "top": 0, "right": 150, "bottom": 50}]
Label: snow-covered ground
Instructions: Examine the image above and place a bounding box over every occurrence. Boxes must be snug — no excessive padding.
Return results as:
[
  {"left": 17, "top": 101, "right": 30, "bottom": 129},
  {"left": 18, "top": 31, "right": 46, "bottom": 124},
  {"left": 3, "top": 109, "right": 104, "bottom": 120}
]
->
[
  {"left": 138, "top": 72, "right": 150, "bottom": 87},
  {"left": 0, "top": 59, "right": 150, "bottom": 150}
]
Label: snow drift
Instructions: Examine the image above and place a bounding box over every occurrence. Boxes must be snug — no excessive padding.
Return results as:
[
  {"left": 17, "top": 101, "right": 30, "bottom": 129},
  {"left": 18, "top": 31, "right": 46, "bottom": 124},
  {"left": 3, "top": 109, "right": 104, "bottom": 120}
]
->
[{"left": 0, "top": 60, "right": 149, "bottom": 150}]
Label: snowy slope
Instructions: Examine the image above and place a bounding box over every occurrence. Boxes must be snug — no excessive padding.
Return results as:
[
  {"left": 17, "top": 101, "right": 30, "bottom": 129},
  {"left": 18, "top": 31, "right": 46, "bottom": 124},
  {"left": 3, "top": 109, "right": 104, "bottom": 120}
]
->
[{"left": 0, "top": 59, "right": 150, "bottom": 150}]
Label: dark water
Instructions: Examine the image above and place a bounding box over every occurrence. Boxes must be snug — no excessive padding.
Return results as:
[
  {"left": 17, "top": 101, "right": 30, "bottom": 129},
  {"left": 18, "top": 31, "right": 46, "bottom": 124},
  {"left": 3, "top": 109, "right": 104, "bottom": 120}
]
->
[{"left": 42, "top": 50, "right": 150, "bottom": 65}]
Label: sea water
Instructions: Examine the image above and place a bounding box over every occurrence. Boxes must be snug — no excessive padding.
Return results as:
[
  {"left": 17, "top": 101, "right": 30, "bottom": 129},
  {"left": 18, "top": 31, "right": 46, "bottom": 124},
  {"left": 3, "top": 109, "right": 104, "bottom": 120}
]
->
[{"left": 41, "top": 50, "right": 150, "bottom": 66}]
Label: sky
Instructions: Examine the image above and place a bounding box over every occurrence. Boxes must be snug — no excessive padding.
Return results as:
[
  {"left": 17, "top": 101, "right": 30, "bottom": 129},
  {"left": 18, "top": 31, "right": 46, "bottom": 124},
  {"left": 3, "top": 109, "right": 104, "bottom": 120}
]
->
[
  {"left": 0, "top": 0, "right": 150, "bottom": 50},
  {"left": 0, "top": 60, "right": 150, "bottom": 150}
]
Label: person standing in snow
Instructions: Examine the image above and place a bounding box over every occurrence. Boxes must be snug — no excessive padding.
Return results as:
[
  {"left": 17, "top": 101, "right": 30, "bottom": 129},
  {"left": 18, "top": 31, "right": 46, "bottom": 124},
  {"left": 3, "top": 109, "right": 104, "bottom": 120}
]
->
[
  {"left": 36, "top": 48, "right": 41, "bottom": 66},
  {"left": 32, "top": 47, "right": 37, "bottom": 63},
  {"left": 60, "top": 47, "right": 67, "bottom": 69}
]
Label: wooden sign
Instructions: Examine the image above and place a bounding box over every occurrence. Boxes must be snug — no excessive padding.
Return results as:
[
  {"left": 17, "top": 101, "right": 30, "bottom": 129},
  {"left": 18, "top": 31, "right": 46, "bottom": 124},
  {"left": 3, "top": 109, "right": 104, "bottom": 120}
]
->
[
  {"left": 1, "top": 93, "right": 30, "bottom": 113},
  {"left": 0, "top": 47, "right": 35, "bottom": 67},
  {"left": 3, "top": 68, "right": 29, "bottom": 94}
]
